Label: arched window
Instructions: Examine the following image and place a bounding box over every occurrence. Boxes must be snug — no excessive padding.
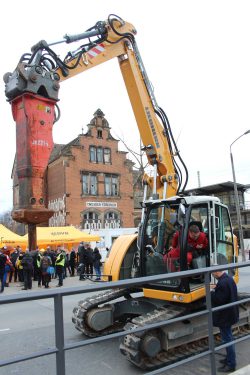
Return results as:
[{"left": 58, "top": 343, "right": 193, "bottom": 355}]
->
[
  {"left": 104, "top": 211, "right": 121, "bottom": 228},
  {"left": 105, "top": 211, "right": 118, "bottom": 220},
  {"left": 81, "top": 210, "right": 101, "bottom": 230}
]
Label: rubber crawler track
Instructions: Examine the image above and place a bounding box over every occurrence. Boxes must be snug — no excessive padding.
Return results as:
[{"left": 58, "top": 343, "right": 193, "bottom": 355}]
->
[
  {"left": 72, "top": 290, "right": 250, "bottom": 370},
  {"left": 119, "top": 300, "right": 250, "bottom": 370},
  {"left": 72, "top": 288, "right": 132, "bottom": 337}
]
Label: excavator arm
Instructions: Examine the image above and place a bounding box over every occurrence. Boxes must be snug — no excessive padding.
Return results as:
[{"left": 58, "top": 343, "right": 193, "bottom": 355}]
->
[
  {"left": 4, "top": 17, "right": 188, "bottom": 249},
  {"left": 52, "top": 17, "right": 182, "bottom": 198}
]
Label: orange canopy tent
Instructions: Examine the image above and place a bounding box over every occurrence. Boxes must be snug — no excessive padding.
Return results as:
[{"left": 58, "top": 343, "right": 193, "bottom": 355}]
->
[{"left": 23, "top": 226, "right": 100, "bottom": 246}]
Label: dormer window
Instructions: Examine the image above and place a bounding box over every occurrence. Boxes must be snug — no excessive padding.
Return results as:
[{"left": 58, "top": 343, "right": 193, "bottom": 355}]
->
[{"left": 97, "top": 129, "right": 103, "bottom": 138}]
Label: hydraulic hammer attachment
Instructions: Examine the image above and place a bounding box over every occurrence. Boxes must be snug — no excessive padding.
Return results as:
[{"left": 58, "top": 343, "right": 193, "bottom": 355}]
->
[{"left": 11, "top": 93, "right": 55, "bottom": 249}]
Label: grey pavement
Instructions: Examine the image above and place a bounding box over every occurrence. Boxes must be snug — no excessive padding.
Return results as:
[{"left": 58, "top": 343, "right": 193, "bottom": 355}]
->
[{"left": 232, "top": 365, "right": 250, "bottom": 375}]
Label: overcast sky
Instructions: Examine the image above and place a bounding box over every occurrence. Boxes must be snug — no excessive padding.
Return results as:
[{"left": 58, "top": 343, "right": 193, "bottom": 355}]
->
[{"left": 1, "top": 0, "right": 250, "bottom": 212}]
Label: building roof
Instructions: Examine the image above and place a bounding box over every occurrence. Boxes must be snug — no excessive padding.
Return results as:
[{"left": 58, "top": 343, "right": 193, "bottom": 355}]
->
[
  {"left": 48, "top": 109, "right": 130, "bottom": 164},
  {"left": 49, "top": 137, "right": 83, "bottom": 163},
  {"left": 89, "top": 108, "right": 110, "bottom": 129},
  {"left": 49, "top": 143, "right": 65, "bottom": 163},
  {"left": 185, "top": 181, "right": 249, "bottom": 195}
]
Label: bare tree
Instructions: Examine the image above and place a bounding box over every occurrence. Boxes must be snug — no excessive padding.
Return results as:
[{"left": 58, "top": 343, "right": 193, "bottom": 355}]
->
[
  {"left": 0, "top": 210, "right": 14, "bottom": 230},
  {"left": 115, "top": 134, "right": 149, "bottom": 189}
]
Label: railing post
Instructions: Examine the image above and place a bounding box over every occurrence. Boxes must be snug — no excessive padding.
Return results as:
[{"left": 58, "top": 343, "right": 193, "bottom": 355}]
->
[
  {"left": 204, "top": 271, "right": 217, "bottom": 375},
  {"left": 54, "top": 294, "right": 66, "bottom": 375}
]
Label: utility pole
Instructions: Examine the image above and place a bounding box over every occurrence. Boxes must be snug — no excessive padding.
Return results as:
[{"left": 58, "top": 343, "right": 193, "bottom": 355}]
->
[
  {"left": 230, "top": 130, "right": 250, "bottom": 261},
  {"left": 197, "top": 171, "right": 201, "bottom": 188}
]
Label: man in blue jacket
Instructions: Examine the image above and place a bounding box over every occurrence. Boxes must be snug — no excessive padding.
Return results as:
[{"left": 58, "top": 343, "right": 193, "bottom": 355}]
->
[{"left": 211, "top": 269, "right": 239, "bottom": 373}]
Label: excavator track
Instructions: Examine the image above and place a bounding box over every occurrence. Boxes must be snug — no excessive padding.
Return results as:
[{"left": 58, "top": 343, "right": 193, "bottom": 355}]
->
[
  {"left": 120, "top": 295, "right": 250, "bottom": 370},
  {"left": 120, "top": 305, "right": 187, "bottom": 369},
  {"left": 72, "top": 288, "right": 134, "bottom": 337},
  {"left": 121, "top": 325, "right": 250, "bottom": 370},
  {"left": 72, "top": 289, "right": 250, "bottom": 370}
]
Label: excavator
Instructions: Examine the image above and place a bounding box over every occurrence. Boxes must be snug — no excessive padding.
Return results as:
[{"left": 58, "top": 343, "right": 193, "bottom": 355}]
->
[{"left": 4, "top": 14, "right": 250, "bottom": 371}]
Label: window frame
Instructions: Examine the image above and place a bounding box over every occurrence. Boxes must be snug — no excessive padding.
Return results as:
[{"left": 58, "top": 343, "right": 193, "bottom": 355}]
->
[
  {"left": 82, "top": 172, "right": 98, "bottom": 196},
  {"left": 97, "top": 147, "right": 103, "bottom": 163},
  {"left": 104, "top": 174, "right": 119, "bottom": 196},
  {"left": 103, "top": 147, "right": 111, "bottom": 164},
  {"left": 89, "top": 146, "right": 111, "bottom": 164},
  {"left": 89, "top": 146, "right": 96, "bottom": 162}
]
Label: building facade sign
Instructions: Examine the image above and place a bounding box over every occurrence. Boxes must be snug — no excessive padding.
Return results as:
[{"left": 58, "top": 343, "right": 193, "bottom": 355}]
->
[{"left": 86, "top": 201, "right": 117, "bottom": 208}]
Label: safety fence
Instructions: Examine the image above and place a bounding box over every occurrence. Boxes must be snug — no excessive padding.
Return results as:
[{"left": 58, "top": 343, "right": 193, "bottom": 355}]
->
[{"left": 0, "top": 262, "right": 250, "bottom": 375}]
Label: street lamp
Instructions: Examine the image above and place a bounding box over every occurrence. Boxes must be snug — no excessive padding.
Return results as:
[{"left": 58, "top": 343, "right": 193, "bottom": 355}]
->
[{"left": 230, "top": 130, "right": 250, "bottom": 261}]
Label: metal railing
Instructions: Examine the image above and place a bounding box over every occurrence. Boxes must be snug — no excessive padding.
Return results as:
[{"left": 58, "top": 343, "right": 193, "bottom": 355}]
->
[{"left": 0, "top": 262, "right": 250, "bottom": 375}]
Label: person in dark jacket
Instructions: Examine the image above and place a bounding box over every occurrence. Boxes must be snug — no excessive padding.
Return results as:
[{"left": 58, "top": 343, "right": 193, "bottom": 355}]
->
[
  {"left": 93, "top": 248, "right": 102, "bottom": 280},
  {"left": 3, "top": 248, "right": 13, "bottom": 287},
  {"left": 21, "top": 251, "right": 34, "bottom": 290},
  {"left": 69, "top": 249, "right": 76, "bottom": 276},
  {"left": 0, "top": 249, "right": 7, "bottom": 293},
  {"left": 9, "top": 248, "right": 20, "bottom": 283},
  {"left": 40, "top": 251, "right": 52, "bottom": 288},
  {"left": 211, "top": 269, "right": 239, "bottom": 373},
  {"left": 48, "top": 249, "right": 56, "bottom": 279},
  {"left": 32, "top": 250, "right": 40, "bottom": 282},
  {"left": 36, "top": 251, "right": 43, "bottom": 287},
  {"left": 78, "top": 243, "right": 87, "bottom": 280},
  {"left": 85, "top": 244, "right": 94, "bottom": 278}
]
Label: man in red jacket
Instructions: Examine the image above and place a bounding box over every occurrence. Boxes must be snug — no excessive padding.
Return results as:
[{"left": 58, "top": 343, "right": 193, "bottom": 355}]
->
[{"left": 167, "top": 223, "right": 208, "bottom": 265}]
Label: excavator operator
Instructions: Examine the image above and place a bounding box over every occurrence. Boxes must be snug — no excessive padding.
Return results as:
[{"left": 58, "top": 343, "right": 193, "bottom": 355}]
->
[{"left": 166, "top": 221, "right": 208, "bottom": 267}]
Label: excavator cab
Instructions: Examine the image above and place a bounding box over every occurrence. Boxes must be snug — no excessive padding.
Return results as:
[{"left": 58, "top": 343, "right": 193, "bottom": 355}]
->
[{"left": 140, "top": 195, "right": 238, "bottom": 302}]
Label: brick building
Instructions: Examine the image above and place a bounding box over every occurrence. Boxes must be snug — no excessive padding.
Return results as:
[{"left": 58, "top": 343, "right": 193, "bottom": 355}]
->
[{"left": 46, "top": 109, "right": 136, "bottom": 229}]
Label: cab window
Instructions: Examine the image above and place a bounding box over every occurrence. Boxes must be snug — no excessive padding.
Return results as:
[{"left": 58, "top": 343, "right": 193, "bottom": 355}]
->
[{"left": 215, "top": 204, "right": 235, "bottom": 268}]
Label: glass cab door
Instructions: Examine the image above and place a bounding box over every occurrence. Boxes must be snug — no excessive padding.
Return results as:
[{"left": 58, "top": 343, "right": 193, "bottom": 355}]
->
[
  {"left": 212, "top": 203, "right": 236, "bottom": 276},
  {"left": 141, "top": 202, "right": 211, "bottom": 291}
]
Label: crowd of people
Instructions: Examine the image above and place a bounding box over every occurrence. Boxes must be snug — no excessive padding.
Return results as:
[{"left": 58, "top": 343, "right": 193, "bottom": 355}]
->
[{"left": 0, "top": 242, "right": 103, "bottom": 293}]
